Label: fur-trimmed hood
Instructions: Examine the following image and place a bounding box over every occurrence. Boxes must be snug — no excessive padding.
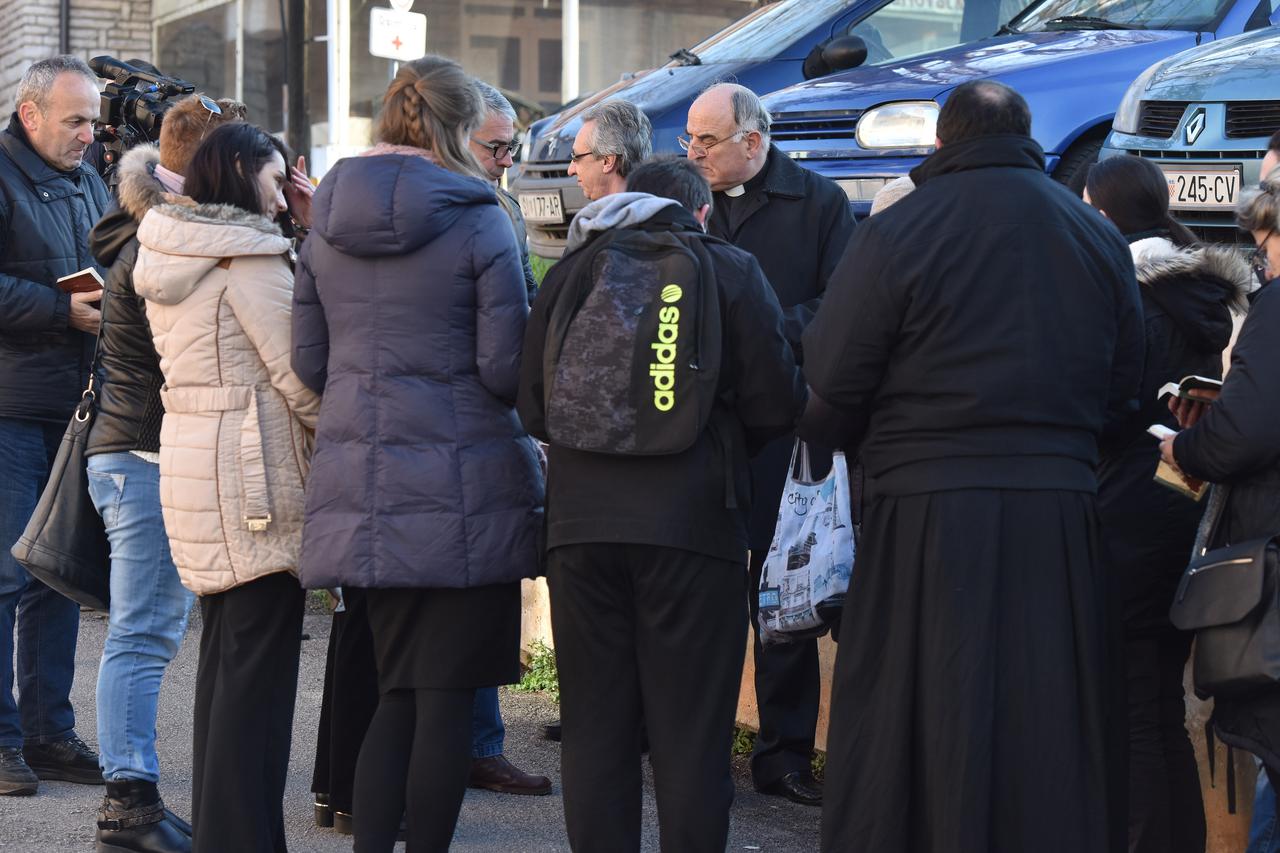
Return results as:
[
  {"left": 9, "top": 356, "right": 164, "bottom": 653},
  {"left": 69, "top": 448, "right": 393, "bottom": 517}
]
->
[
  {"left": 89, "top": 144, "right": 183, "bottom": 266},
  {"left": 1130, "top": 235, "right": 1251, "bottom": 353},
  {"left": 134, "top": 202, "right": 290, "bottom": 306}
]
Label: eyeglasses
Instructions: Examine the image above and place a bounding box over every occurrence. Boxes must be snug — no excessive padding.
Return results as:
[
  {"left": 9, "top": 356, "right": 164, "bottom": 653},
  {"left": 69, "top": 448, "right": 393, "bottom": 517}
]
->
[
  {"left": 569, "top": 150, "right": 599, "bottom": 164},
  {"left": 472, "top": 137, "right": 515, "bottom": 160},
  {"left": 676, "top": 129, "right": 746, "bottom": 158},
  {"left": 1252, "top": 230, "right": 1274, "bottom": 284}
]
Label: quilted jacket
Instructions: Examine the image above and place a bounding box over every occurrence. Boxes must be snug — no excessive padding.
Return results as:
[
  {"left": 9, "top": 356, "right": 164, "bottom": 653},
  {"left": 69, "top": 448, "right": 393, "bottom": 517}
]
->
[
  {"left": 134, "top": 201, "right": 320, "bottom": 595},
  {"left": 292, "top": 147, "right": 544, "bottom": 590}
]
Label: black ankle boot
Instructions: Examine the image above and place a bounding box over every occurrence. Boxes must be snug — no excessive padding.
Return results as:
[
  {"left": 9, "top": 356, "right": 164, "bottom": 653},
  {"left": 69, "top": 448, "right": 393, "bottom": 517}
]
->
[{"left": 96, "top": 779, "right": 192, "bottom": 853}]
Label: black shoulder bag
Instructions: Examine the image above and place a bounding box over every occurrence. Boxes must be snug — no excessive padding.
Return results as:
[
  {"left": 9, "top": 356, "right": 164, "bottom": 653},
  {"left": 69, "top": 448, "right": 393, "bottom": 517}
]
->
[
  {"left": 1169, "top": 485, "right": 1280, "bottom": 699},
  {"left": 9, "top": 302, "right": 111, "bottom": 611}
]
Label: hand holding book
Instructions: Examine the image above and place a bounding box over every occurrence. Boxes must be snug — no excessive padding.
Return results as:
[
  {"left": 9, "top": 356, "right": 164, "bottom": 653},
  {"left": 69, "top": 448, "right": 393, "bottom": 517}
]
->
[
  {"left": 1159, "top": 375, "right": 1221, "bottom": 429},
  {"left": 1148, "top": 424, "right": 1206, "bottom": 501}
]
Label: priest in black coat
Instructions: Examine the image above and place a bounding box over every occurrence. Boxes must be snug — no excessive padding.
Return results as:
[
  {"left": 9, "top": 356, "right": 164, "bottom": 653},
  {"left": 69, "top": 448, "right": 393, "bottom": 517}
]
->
[
  {"left": 685, "top": 82, "right": 855, "bottom": 805},
  {"left": 799, "top": 81, "right": 1144, "bottom": 853}
]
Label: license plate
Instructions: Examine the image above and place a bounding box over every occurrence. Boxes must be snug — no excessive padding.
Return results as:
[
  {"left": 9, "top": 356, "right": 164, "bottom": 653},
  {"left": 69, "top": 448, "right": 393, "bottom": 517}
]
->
[
  {"left": 519, "top": 191, "right": 564, "bottom": 224},
  {"left": 1160, "top": 166, "right": 1241, "bottom": 211}
]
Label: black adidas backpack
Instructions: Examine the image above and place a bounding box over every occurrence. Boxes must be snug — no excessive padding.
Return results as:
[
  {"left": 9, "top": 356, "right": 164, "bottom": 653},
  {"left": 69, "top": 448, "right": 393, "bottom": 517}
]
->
[{"left": 540, "top": 223, "right": 724, "bottom": 456}]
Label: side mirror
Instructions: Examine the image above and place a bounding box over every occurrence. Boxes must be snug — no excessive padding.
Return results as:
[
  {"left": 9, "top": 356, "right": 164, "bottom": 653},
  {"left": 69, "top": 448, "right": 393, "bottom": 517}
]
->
[{"left": 802, "top": 35, "right": 870, "bottom": 80}]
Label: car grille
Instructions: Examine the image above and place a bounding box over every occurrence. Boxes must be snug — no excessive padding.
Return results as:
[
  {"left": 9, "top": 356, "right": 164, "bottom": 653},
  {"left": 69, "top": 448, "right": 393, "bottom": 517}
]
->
[
  {"left": 1128, "top": 148, "right": 1270, "bottom": 161},
  {"left": 1225, "top": 101, "right": 1280, "bottom": 139},
  {"left": 770, "top": 110, "right": 863, "bottom": 142},
  {"left": 1137, "top": 102, "right": 1189, "bottom": 139},
  {"left": 521, "top": 161, "right": 571, "bottom": 180}
]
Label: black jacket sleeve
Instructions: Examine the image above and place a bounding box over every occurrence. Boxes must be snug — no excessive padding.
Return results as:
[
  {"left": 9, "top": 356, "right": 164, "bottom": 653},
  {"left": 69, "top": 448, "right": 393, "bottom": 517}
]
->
[
  {"left": 781, "top": 187, "right": 856, "bottom": 363},
  {"left": 291, "top": 240, "right": 330, "bottom": 394},
  {"left": 798, "top": 219, "right": 899, "bottom": 452},
  {"left": 724, "top": 252, "right": 806, "bottom": 455},
  {"left": 1175, "top": 285, "right": 1280, "bottom": 482},
  {"left": 1102, "top": 255, "right": 1145, "bottom": 440},
  {"left": 516, "top": 254, "right": 561, "bottom": 442},
  {"left": 0, "top": 199, "right": 71, "bottom": 334}
]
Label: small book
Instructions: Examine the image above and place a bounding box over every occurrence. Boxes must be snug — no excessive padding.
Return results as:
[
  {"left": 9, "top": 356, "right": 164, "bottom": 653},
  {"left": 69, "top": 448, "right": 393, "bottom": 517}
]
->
[
  {"left": 1157, "top": 375, "right": 1222, "bottom": 401},
  {"left": 56, "top": 267, "right": 104, "bottom": 294},
  {"left": 1154, "top": 459, "right": 1207, "bottom": 501}
]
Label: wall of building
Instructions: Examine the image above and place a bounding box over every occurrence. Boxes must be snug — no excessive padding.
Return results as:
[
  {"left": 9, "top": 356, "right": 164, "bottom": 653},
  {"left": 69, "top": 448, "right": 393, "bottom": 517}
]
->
[{"left": 0, "top": 0, "right": 152, "bottom": 107}]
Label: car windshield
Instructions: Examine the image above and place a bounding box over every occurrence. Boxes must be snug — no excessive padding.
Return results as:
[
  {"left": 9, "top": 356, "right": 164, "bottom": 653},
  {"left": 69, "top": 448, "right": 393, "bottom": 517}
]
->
[
  {"left": 846, "top": 0, "right": 1034, "bottom": 66},
  {"left": 1010, "top": 0, "right": 1235, "bottom": 31},
  {"left": 687, "top": 0, "right": 855, "bottom": 64}
]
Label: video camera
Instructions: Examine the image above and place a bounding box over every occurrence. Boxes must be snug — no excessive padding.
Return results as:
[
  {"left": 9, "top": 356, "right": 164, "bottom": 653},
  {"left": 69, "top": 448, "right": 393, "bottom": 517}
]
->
[{"left": 89, "top": 56, "right": 196, "bottom": 184}]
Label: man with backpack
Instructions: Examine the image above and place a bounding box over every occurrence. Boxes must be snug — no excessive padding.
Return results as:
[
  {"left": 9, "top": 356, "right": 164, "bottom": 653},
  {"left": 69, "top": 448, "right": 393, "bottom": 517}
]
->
[{"left": 517, "top": 156, "right": 805, "bottom": 852}]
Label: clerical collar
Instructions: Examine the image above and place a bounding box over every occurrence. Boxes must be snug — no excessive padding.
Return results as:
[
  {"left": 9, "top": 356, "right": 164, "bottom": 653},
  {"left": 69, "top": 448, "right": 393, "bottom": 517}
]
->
[
  {"left": 724, "top": 183, "right": 746, "bottom": 198},
  {"left": 722, "top": 158, "right": 770, "bottom": 199}
]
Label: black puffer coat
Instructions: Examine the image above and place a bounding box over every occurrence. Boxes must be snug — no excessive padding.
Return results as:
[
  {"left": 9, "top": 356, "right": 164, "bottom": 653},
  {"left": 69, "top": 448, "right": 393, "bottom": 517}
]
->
[
  {"left": 0, "top": 115, "right": 110, "bottom": 423},
  {"left": 86, "top": 145, "right": 172, "bottom": 456},
  {"left": 1097, "top": 234, "right": 1249, "bottom": 634},
  {"left": 1174, "top": 275, "right": 1280, "bottom": 772}
]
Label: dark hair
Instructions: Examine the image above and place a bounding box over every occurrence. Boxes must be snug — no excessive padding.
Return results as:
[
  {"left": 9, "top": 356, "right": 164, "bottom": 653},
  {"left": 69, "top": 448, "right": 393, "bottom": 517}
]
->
[
  {"left": 626, "top": 155, "right": 712, "bottom": 213},
  {"left": 936, "top": 81, "right": 1032, "bottom": 144},
  {"left": 1270, "top": 128, "right": 1280, "bottom": 154},
  {"left": 185, "top": 122, "right": 290, "bottom": 215},
  {"left": 1086, "top": 155, "right": 1198, "bottom": 247}
]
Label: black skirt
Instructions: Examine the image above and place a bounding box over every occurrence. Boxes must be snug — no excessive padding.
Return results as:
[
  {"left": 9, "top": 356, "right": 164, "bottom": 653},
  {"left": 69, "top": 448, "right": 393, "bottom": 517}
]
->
[
  {"left": 365, "top": 582, "right": 522, "bottom": 691},
  {"left": 820, "top": 488, "right": 1115, "bottom": 853}
]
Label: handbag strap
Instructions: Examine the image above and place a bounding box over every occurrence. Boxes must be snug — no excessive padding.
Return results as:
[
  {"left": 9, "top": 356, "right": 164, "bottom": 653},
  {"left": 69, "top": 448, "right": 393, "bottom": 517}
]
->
[
  {"left": 1192, "top": 483, "right": 1232, "bottom": 558},
  {"left": 77, "top": 287, "right": 108, "bottom": 417}
]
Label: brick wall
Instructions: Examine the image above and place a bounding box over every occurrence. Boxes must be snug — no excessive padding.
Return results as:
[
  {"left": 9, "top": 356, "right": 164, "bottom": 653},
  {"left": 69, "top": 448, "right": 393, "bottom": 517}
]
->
[{"left": 0, "top": 0, "right": 152, "bottom": 110}]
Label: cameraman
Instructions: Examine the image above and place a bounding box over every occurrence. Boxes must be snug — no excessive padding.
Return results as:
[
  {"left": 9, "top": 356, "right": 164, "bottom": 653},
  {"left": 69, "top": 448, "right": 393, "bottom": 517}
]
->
[
  {"left": 0, "top": 55, "right": 111, "bottom": 798},
  {"left": 85, "top": 92, "right": 247, "bottom": 852}
]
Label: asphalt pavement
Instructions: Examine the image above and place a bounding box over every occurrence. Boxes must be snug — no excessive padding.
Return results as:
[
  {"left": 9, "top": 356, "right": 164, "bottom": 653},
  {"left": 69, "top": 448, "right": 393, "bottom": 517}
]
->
[{"left": 1, "top": 605, "right": 820, "bottom": 852}]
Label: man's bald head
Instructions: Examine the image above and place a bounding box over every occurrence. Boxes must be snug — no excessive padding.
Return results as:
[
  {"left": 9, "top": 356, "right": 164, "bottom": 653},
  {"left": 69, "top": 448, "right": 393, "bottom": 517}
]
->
[
  {"left": 935, "top": 80, "right": 1031, "bottom": 146},
  {"left": 685, "top": 83, "right": 771, "bottom": 192}
]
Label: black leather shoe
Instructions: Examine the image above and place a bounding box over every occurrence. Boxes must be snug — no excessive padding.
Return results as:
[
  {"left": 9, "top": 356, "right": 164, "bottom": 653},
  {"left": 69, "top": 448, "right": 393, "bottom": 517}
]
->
[
  {"left": 163, "top": 808, "right": 192, "bottom": 837},
  {"left": 541, "top": 720, "right": 562, "bottom": 742},
  {"left": 314, "top": 793, "right": 334, "bottom": 828},
  {"left": 333, "top": 811, "right": 405, "bottom": 842},
  {"left": 24, "top": 734, "right": 103, "bottom": 785},
  {"left": 758, "top": 771, "right": 823, "bottom": 806},
  {"left": 0, "top": 746, "right": 37, "bottom": 796},
  {"left": 95, "top": 779, "right": 191, "bottom": 852}
]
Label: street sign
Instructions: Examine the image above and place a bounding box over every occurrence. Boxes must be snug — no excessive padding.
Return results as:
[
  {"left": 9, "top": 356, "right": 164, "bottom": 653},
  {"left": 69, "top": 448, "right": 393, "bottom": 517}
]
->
[{"left": 369, "top": 7, "right": 427, "bottom": 62}]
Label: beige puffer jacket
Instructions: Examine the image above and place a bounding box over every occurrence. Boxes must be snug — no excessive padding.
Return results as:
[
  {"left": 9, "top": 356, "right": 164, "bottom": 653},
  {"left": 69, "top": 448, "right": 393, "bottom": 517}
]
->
[{"left": 134, "top": 202, "right": 320, "bottom": 596}]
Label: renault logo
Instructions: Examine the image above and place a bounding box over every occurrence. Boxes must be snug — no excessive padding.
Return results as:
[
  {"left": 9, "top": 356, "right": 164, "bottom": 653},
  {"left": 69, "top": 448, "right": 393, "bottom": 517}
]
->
[{"left": 1185, "top": 108, "right": 1207, "bottom": 145}]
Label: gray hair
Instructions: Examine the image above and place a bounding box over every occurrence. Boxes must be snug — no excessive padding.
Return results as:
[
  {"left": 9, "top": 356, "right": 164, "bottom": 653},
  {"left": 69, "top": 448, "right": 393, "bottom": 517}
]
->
[
  {"left": 870, "top": 176, "right": 915, "bottom": 216},
  {"left": 473, "top": 79, "right": 517, "bottom": 122},
  {"left": 582, "top": 99, "right": 652, "bottom": 178},
  {"left": 1238, "top": 179, "right": 1280, "bottom": 233},
  {"left": 15, "top": 55, "right": 97, "bottom": 113},
  {"left": 703, "top": 83, "right": 772, "bottom": 139}
]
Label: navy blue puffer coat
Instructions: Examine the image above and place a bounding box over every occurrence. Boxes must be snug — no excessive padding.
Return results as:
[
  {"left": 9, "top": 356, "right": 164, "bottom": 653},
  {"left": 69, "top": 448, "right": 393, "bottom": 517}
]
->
[{"left": 292, "top": 148, "right": 544, "bottom": 590}]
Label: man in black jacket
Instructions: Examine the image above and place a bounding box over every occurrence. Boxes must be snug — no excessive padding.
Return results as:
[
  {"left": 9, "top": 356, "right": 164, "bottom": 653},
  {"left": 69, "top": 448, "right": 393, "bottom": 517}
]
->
[
  {"left": 801, "top": 81, "right": 1145, "bottom": 853},
  {"left": 0, "top": 56, "right": 112, "bottom": 797},
  {"left": 84, "top": 93, "right": 250, "bottom": 850},
  {"left": 684, "top": 81, "right": 855, "bottom": 806},
  {"left": 517, "top": 157, "right": 805, "bottom": 852}
]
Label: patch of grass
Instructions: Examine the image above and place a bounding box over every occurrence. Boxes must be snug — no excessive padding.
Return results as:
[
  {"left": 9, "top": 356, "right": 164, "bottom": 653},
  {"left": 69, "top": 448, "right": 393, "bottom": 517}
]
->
[
  {"left": 811, "top": 749, "right": 826, "bottom": 782},
  {"left": 732, "top": 725, "right": 757, "bottom": 757},
  {"left": 530, "top": 254, "right": 555, "bottom": 287},
  {"left": 513, "top": 639, "right": 560, "bottom": 704}
]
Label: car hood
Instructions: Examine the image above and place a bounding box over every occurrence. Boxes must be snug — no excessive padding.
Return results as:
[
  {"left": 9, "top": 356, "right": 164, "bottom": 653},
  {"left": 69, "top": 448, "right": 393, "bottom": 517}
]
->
[
  {"left": 762, "top": 29, "right": 1190, "bottom": 112},
  {"left": 530, "top": 61, "right": 756, "bottom": 161},
  {"left": 1135, "top": 27, "right": 1280, "bottom": 101}
]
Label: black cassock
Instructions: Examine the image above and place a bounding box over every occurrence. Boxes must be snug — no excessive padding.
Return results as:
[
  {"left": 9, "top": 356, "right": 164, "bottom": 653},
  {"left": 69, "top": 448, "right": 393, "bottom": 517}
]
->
[{"left": 800, "top": 136, "right": 1144, "bottom": 853}]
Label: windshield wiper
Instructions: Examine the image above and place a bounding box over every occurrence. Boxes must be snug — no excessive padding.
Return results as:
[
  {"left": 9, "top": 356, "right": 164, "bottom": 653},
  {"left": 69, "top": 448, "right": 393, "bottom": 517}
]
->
[
  {"left": 996, "top": 21, "right": 1022, "bottom": 34},
  {"left": 1043, "top": 15, "right": 1139, "bottom": 29},
  {"left": 669, "top": 48, "right": 702, "bottom": 66}
]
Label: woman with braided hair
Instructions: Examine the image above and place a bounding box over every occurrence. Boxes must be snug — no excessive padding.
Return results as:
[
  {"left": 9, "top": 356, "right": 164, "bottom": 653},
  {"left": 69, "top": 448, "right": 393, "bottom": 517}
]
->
[{"left": 292, "top": 55, "right": 543, "bottom": 852}]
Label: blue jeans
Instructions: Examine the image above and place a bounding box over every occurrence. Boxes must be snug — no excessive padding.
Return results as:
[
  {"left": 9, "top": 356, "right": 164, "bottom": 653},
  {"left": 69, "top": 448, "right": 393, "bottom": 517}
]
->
[
  {"left": 0, "top": 417, "right": 81, "bottom": 749},
  {"left": 472, "top": 686, "right": 505, "bottom": 759},
  {"left": 88, "top": 452, "right": 194, "bottom": 782},
  {"left": 1250, "top": 761, "right": 1280, "bottom": 853}
]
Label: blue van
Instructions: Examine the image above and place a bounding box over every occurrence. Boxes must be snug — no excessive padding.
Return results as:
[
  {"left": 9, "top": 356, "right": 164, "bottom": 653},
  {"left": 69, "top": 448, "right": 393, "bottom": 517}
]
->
[
  {"left": 759, "top": 0, "right": 1276, "bottom": 217},
  {"left": 1101, "top": 26, "right": 1280, "bottom": 243},
  {"left": 513, "top": 0, "right": 1031, "bottom": 258}
]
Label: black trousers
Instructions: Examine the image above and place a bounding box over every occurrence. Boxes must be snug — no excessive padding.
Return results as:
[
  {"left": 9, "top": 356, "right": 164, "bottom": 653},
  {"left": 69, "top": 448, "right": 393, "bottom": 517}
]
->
[
  {"left": 311, "top": 587, "right": 380, "bottom": 815},
  {"left": 547, "top": 543, "right": 747, "bottom": 853},
  {"left": 192, "top": 572, "right": 305, "bottom": 853},
  {"left": 1125, "top": 628, "right": 1204, "bottom": 853},
  {"left": 746, "top": 549, "right": 821, "bottom": 787}
]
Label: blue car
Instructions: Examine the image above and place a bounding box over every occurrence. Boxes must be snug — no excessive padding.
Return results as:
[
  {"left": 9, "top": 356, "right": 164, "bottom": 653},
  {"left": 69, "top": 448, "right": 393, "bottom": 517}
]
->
[
  {"left": 1102, "top": 26, "right": 1280, "bottom": 243},
  {"left": 760, "top": 0, "right": 1276, "bottom": 216},
  {"left": 513, "top": 0, "right": 1030, "bottom": 258}
]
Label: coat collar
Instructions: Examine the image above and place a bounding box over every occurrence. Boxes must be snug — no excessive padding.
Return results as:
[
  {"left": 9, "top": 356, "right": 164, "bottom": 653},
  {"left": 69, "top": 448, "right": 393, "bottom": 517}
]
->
[
  {"left": 909, "top": 134, "right": 1046, "bottom": 187},
  {"left": 755, "top": 144, "right": 807, "bottom": 200},
  {"left": 1, "top": 113, "right": 95, "bottom": 190}
]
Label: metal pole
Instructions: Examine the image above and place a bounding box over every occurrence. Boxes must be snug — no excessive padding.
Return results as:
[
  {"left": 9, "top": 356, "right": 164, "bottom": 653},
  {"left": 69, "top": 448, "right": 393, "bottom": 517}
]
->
[
  {"left": 561, "top": 0, "right": 579, "bottom": 104},
  {"left": 59, "top": 0, "right": 70, "bottom": 54},
  {"left": 326, "top": 0, "right": 349, "bottom": 149}
]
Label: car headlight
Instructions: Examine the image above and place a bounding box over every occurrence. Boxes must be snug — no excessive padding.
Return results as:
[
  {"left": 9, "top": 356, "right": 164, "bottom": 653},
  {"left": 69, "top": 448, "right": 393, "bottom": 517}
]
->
[
  {"left": 1113, "top": 63, "right": 1160, "bottom": 135},
  {"left": 856, "top": 102, "right": 939, "bottom": 149}
]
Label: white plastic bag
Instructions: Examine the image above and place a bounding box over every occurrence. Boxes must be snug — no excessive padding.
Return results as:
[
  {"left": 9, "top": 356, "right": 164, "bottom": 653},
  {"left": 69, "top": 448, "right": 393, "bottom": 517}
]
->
[{"left": 757, "top": 441, "right": 854, "bottom": 646}]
